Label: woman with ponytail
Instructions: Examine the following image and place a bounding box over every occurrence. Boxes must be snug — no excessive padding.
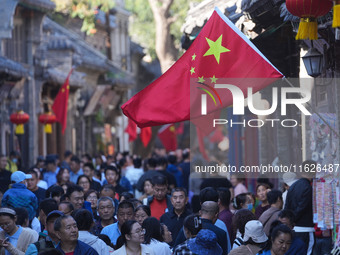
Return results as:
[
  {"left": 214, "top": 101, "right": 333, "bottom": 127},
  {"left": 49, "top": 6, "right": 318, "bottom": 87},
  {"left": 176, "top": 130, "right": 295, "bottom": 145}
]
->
[{"left": 173, "top": 214, "right": 202, "bottom": 254}]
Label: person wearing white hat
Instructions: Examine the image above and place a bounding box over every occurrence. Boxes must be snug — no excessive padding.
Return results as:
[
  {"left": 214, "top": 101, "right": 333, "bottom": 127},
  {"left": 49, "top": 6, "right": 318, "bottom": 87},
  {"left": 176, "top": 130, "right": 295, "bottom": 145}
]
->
[
  {"left": 229, "top": 220, "right": 268, "bottom": 255},
  {"left": 1, "top": 171, "right": 38, "bottom": 221},
  {"left": 281, "top": 172, "right": 297, "bottom": 208},
  {"left": 284, "top": 160, "right": 315, "bottom": 255}
]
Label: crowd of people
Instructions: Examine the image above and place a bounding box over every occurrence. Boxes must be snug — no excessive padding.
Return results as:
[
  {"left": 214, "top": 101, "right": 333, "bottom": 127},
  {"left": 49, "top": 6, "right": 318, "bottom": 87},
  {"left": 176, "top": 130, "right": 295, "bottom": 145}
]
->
[{"left": 0, "top": 151, "right": 329, "bottom": 255}]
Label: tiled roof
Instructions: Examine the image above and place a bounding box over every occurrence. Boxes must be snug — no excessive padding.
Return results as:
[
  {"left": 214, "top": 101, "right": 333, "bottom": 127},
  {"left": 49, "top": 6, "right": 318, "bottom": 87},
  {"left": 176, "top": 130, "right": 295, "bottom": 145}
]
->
[
  {"left": 0, "top": 56, "right": 29, "bottom": 78},
  {"left": 19, "top": 0, "right": 55, "bottom": 11},
  {"left": 44, "top": 67, "right": 85, "bottom": 87},
  {"left": 43, "top": 17, "right": 134, "bottom": 81}
]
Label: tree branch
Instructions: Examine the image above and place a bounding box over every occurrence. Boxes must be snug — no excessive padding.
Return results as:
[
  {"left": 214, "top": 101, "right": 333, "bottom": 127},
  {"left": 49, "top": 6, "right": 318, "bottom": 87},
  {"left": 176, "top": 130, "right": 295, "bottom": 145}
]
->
[
  {"left": 148, "top": 0, "right": 159, "bottom": 14},
  {"left": 162, "top": 0, "right": 174, "bottom": 13},
  {"left": 167, "top": 15, "right": 177, "bottom": 25}
]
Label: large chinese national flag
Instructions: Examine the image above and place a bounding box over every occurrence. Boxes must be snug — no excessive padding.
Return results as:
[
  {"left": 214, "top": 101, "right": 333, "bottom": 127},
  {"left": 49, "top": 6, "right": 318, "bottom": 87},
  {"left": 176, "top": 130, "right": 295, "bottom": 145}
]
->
[
  {"left": 52, "top": 69, "right": 73, "bottom": 134},
  {"left": 122, "top": 8, "right": 283, "bottom": 128}
]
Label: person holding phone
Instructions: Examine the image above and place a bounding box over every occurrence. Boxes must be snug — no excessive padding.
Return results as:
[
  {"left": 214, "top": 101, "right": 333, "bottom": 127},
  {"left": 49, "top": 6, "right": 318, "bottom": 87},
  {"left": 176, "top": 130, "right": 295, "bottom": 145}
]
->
[{"left": 0, "top": 207, "right": 38, "bottom": 254}]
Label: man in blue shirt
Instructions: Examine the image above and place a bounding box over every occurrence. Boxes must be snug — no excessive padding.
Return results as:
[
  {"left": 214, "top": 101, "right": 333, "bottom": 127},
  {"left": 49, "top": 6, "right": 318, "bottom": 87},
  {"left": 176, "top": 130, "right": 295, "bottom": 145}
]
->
[
  {"left": 43, "top": 156, "right": 60, "bottom": 187},
  {"left": 101, "top": 200, "right": 135, "bottom": 245},
  {"left": 69, "top": 156, "right": 83, "bottom": 184},
  {"left": 166, "top": 155, "right": 183, "bottom": 187},
  {"left": 55, "top": 215, "right": 98, "bottom": 255}
]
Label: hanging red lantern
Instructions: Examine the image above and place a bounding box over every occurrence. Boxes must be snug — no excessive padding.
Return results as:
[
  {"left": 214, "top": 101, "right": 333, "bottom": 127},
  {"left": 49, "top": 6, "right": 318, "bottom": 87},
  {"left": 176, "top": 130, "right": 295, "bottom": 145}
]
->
[
  {"left": 39, "top": 112, "right": 57, "bottom": 134},
  {"left": 330, "top": 0, "right": 340, "bottom": 28},
  {"left": 286, "top": 0, "right": 332, "bottom": 40},
  {"left": 10, "top": 110, "right": 30, "bottom": 135}
]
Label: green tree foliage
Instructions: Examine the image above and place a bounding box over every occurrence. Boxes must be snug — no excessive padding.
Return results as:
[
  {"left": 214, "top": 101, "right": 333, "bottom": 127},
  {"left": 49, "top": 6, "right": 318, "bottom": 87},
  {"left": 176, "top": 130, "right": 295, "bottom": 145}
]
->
[
  {"left": 52, "top": 0, "right": 115, "bottom": 35},
  {"left": 125, "top": 0, "right": 203, "bottom": 59}
]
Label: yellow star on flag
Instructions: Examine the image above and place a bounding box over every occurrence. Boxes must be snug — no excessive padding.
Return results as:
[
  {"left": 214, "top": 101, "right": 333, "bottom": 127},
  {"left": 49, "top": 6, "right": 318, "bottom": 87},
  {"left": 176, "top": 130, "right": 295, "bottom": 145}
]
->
[
  {"left": 192, "top": 54, "right": 197, "bottom": 61},
  {"left": 61, "top": 88, "right": 65, "bottom": 93},
  {"left": 198, "top": 76, "right": 205, "bottom": 83},
  {"left": 67, "top": 85, "right": 70, "bottom": 90},
  {"left": 210, "top": 75, "right": 218, "bottom": 83},
  {"left": 203, "top": 35, "right": 230, "bottom": 64},
  {"left": 190, "top": 67, "right": 195, "bottom": 75}
]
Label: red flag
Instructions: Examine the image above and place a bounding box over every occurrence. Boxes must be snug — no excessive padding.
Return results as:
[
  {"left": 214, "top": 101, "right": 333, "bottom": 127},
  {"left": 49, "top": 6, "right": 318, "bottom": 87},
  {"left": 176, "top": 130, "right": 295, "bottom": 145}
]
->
[
  {"left": 209, "top": 127, "right": 224, "bottom": 143},
  {"left": 122, "top": 8, "right": 283, "bottom": 128},
  {"left": 125, "top": 118, "right": 137, "bottom": 142},
  {"left": 176, "top": 122, "right": 185, "bottom": 135},
  {"left": 52, "top": 69, "right": 73, "bottom": 134},
  {"left": 140, "top": 127, "right": 152, "bottom": 147},
  {"left": 158, "top": 124, "right": 177, "bottom": 151}
]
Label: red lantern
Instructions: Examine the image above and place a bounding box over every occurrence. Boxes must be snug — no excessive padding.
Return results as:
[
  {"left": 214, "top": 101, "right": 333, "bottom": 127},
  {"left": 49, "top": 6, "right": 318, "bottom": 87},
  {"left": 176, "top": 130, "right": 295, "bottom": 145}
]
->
[
  {"left": 39, "top": 112, "right": 57, "bottom": 134},
  {"left": 10, "top": 110, "right": 29, "bottom": 134},
  {"left": 286, "top": 0, "right": 332, "bottom": 40},
  {"left": 330, "top": 0, "right": 340, "bottom": 28}
]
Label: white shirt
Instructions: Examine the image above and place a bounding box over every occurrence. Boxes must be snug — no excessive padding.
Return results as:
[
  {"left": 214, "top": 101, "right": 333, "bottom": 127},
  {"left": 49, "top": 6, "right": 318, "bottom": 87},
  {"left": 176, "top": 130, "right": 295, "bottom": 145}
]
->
[
  {"left": 31, "top": 217, "right": 41, "bottom": 234},
  {"left": 144, "top": 239, "right": 171, "bottom": 255},
  {"left": 125, "top": 168, "right": 144, "bottom": 186},
  {"left": 78, "top": 230, "right": 110, "bottom": 254},
  {"left": 37, "top": 180, "right": 48, "bottom": 190},
  {"left": 113, "top": 244, "right": 155, "bottom": 255}
]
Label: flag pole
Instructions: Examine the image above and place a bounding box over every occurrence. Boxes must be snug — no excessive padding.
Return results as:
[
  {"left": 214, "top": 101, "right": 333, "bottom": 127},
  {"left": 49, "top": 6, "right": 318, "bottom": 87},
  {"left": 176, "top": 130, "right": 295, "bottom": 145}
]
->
[{"left": 283, "top": 77, "right": 339, "bottom": 138}]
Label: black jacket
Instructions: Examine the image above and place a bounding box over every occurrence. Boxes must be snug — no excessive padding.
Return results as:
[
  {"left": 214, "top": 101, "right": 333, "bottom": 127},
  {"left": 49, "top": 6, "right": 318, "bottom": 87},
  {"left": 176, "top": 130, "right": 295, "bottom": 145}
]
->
[
  {"left": 0, "top": 169, "right": 11, "bottom": 193},
  {"left": 174, "top": 218, "right": 229, "bottom": 255},
  {"left": 284, "top": 178, "right": 313, "bottom": 227},
  {"left": 160, "top": 208, "right": 192, "bottom": 246}
]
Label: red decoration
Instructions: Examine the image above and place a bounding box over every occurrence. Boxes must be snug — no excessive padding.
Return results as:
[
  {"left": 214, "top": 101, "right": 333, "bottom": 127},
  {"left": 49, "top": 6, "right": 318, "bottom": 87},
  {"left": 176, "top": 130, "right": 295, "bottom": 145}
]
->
[
  {"left": 10, "top": 110, "right": 29, "bottom": 134},
  {"left": 140, "top": 127, "right": 152, "bottom": 147},
  {"left": 124, "top": 118, "right": 137, "bottom": 142},
  {"left": 121, "top": 9, "right": 283, "bottom": 128},
  {"left": 286, "top": 0, "right": 332, "bottom": 40},
  {"left": 39, "top": 112, "right": 57, "bottom": 133},
  {"left": 52, "top": 68, "right": 73, "bottom": 134},
  {"left": 158, "top": 124, "right": 177, "bottom": 151}
]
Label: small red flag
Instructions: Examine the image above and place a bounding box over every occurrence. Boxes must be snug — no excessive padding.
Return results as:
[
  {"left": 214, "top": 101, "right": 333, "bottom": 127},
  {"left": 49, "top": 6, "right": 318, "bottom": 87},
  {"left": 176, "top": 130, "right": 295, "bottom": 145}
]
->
[
  {"left": 158, "top": 124, "right": 177, "bottom": 151},
  {"left": 140, "top": 127, "right": 152, "bottom": 147},
  {"left": 52, "top": 69, "right": 73, "bottom": 134},
  {"left": 209, "top": 127, "right": 224, "bottom": 143},
  {"left": 176, "top": 122, "right": 185, "bottom": 135},
  {"left": 121, "top": 8, "right": 283, "bottom": 128},
  {"left": 125, "top": 118, "right": 137, "bottom": 142}
]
